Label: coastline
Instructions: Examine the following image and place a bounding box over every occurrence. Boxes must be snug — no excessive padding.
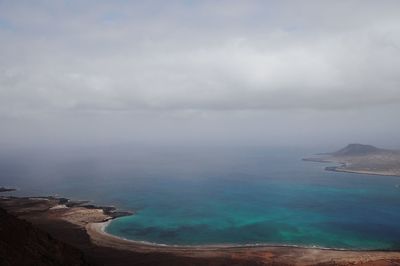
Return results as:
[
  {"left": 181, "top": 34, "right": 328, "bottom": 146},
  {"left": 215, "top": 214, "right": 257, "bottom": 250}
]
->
[
  {"left": 86, "top": 217, "right": 400, "bottom": 265},
  {"left": 325, "top": 166, "right": 400, "bottom": 177},
  {"left": 303, "top": 158, "right": 400, "bottom": 177},
  {"left": 92, "top": 220, "right": 400, "bottom": 252},
  {"left": 2, "top": 193, "right": 400, "bottom": 265}
]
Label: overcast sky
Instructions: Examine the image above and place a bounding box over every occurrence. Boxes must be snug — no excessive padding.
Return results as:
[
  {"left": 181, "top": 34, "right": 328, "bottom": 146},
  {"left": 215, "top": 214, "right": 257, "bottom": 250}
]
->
[{"left": 1, "top": 0, "right": 400, "bottom": 149}]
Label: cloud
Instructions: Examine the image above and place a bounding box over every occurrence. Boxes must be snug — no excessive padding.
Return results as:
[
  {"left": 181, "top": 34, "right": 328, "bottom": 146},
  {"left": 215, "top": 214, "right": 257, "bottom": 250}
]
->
[{"left": 0, "top": 1, "right": 400, "bottom": 147}]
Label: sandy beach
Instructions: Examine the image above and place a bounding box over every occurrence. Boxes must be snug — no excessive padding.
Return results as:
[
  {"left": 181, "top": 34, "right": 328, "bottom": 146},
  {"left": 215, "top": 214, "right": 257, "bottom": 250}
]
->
[
  {"left": 86, "top": 220, "right": 400, "bottom": 265},
  {"left": 2, "top": 195, "right": 400, "bottom": 265}
]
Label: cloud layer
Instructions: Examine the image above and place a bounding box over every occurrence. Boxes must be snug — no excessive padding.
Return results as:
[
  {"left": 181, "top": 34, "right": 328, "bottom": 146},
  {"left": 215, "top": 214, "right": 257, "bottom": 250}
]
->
[{"left": 1, "top": 1, "right": 400, "bottom": 147}]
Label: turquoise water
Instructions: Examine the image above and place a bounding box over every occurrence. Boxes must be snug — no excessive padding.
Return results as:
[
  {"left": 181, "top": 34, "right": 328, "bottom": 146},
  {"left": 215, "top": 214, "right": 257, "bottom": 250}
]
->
[{"left": 1, "top": 146, "right": 400, "bottom": 249}]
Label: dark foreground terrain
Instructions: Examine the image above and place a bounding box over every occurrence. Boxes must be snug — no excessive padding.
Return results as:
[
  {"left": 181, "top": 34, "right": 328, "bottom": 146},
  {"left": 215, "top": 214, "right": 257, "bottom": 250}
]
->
[{"left": 0, "top": 208, "right": 88, "bottom": 266}]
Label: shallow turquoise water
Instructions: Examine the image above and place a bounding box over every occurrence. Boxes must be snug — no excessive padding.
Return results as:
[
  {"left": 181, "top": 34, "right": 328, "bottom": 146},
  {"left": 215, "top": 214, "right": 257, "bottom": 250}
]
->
[{"left": 1, "top": 146, "right": 400, "bottom": 249}]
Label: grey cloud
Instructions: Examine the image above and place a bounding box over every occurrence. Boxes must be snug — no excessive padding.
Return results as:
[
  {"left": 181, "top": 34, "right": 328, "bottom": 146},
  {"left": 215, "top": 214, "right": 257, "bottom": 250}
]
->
[
  {"left": 0, "top": 0, "right": 400, "bottom": 147},
  {"left": 2, "top": 33, "right": 400, "bottom": 113}
]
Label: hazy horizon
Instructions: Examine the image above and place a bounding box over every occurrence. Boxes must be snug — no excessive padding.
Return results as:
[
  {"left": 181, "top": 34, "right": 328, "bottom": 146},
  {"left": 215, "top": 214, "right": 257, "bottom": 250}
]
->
[{"left": 1, "top": 1, "right": 400, "bottom": 150}]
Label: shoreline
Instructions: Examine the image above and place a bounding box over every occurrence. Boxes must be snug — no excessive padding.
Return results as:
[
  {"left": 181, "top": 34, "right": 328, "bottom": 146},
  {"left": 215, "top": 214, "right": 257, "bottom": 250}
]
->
[
  {"left": 2, "top": 193, "right": 400, "bottom": 265},
  {"left": 4, "top": 188, "right": 400, "bottom": 252},
  {"left": 86, "top": 216, "right": 400, "bottom": 265},
  {"left": 325, "top": 166, "right": 400, "bottom": 177},
  {"left": 303, "top": 158, "right": 400, "bottom": 177},
  {"left": 95, "top": 220, "right": 400, "bottom": 252},
  {"left": 7, "top": 191, "right": 393, "bottom": 252}
]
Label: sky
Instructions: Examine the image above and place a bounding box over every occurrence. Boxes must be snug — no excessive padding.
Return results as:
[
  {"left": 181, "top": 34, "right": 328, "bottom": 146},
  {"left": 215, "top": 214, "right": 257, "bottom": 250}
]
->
[{"left": 1, "top": 0, "right": 400, "bottom": 150}]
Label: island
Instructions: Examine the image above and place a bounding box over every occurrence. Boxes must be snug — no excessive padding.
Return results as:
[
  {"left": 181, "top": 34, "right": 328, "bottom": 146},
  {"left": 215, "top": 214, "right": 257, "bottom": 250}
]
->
[{"left": 303, "top": 144, "right": 400, "bottom": 177}]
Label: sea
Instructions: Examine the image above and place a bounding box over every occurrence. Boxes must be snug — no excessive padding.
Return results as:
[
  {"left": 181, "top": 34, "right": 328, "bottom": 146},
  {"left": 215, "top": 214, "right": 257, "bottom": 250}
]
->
[{"left": 1, "top": 145, "right": 400, "bottom": 250}]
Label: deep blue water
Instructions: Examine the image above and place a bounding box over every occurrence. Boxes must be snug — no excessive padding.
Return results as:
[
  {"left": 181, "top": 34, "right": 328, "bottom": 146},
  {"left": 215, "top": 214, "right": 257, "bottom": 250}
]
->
[{"left": 1, "top": 146, "right": 400, "bottom": 249}]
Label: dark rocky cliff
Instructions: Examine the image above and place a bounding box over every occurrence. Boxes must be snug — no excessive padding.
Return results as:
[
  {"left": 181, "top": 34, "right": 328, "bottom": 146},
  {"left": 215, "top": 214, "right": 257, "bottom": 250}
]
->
[{"left": 0, "top": 208, "right": 89, "bottom": 266}]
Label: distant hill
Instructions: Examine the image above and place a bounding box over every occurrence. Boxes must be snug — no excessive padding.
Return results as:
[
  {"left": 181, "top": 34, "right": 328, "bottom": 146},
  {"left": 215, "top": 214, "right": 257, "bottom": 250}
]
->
[
  {"left": 330, "top": 144, "right": 381, "bottom": 156},
  {"left": 304, "top": 144, "right": 400, "bottom": 177}
]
